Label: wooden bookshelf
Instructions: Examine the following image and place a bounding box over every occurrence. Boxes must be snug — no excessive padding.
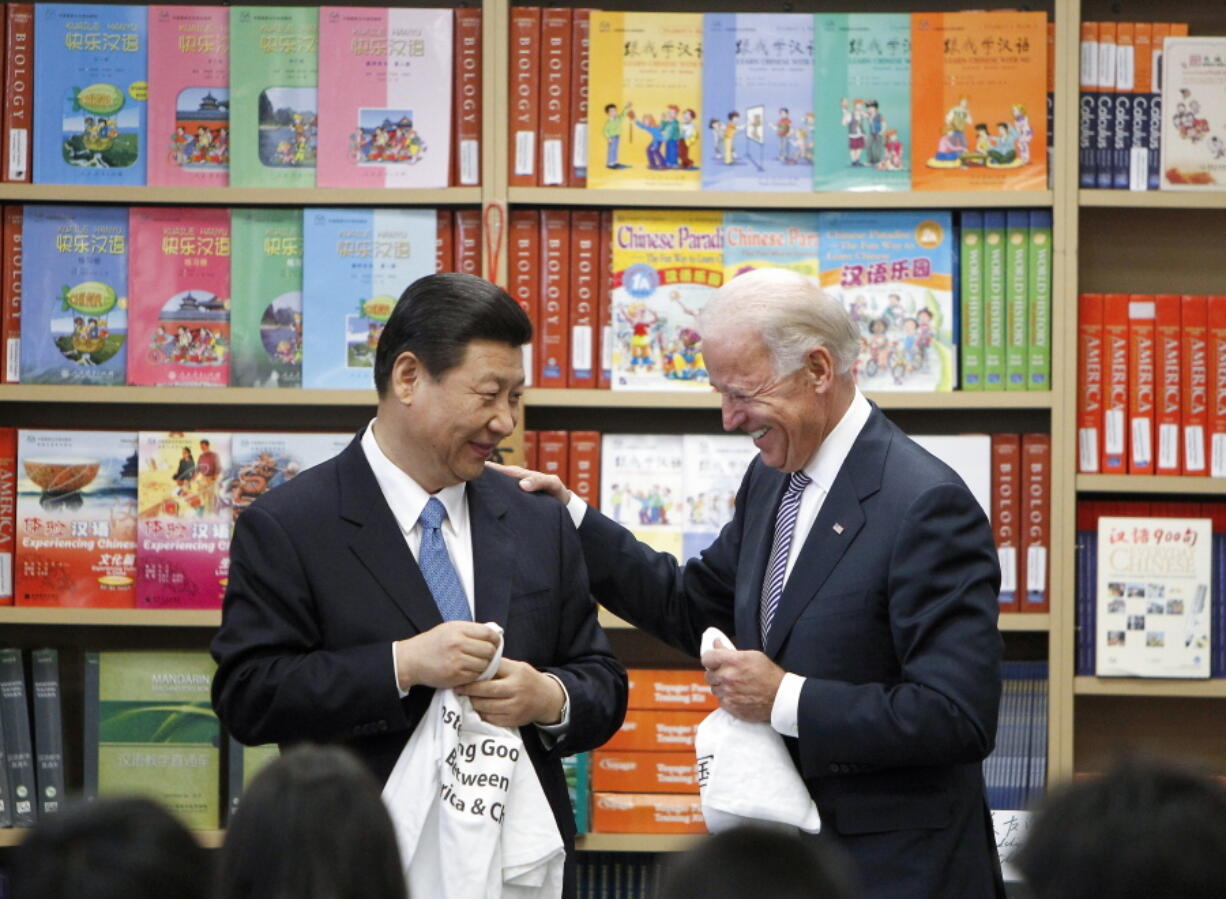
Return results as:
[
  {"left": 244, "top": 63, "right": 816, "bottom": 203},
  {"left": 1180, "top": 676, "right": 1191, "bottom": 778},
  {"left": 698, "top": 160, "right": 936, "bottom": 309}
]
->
[
  {"left": 1079, "top": 189, "right": 1226, "bottom": 209},
  {"left": 510, "top": 187, "right": 1055, "bottom": 209},
  {"left": 1077, "top": 475, "right": 1226, "bottom": 496},
  {"left": 0, "top": 184, "right": 482, "bottom": 207},
  {"left": 1074, "top": 678, "right": 1226, "bottom": 699}
]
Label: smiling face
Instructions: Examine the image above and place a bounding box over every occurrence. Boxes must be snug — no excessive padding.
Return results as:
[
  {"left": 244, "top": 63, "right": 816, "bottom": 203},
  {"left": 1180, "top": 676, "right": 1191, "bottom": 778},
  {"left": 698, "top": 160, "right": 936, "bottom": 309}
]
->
[{"left": 396, "top": 339, "right": 524, "bottom": 492}]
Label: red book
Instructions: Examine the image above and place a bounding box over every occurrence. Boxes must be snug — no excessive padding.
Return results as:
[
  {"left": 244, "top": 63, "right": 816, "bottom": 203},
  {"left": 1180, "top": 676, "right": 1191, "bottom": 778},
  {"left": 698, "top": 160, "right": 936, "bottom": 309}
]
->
[
  {"left": 538, "top": 7, "right": 572, "bottom": 187},
  {"left": 1154, "top": 294, "right": 1182, "bottom": 475},
  {"left": 568, "top": 430, "right": 601, "bottom": 506},
  {"left": 568, "top": 210, "right": 599, "bottom": 388},
  {"left": 1077, "top": 293, "right": 1104, "bottom": 473},
  {"left": 991, "top": 433, "right": 1022, "bottom": 613},
  {"left": 436, "top": 209, "right": 455, "bottom": 273},
  {"left": 537, "top": 209, "right": 570, "bottom": 388},
  {"left": 537, "top": 430, "right": 569, "bottom": 480},
  {"left": 1182, "top": 295, "right": 1209, "bottom": 476},
  {"left": 3, "top": 4, "right": 31, "bottom": 182},
  {"left": 1210, "top": 295, "right": 1226, "bottom": 477},
  {"left": 508, "top": 6, "right": 542, "bottom": 187},
  {"left": 451, "top": 7, "right": 482, "bottom": 187},
  {"left": 568, "top": 9, "right": 592, "bottom": 187},
  {"left": 453, "top": 208, "right": 482, "bottom": 278},
  {"left": 1020, "top": 433, "right": 1051, "bottom": 613},
  {"left": 507, "top": 208, "right": 540, "bottom": 387},
  {"left": 1127, "top": 295, "right": 1155, "bottom": 475},
  {"left": 522, "top": 429, "right": 538, "bottom": 471},
  {"left": 597, "top": 209, "right": 612, "bottom": 389},
  {"left": 2, "top": 205, "right": 22, "bottom": 383},
  {"left": 0, "top": 426, "right": 14, "bottom": 605},
  {"left": 1102, "top": 293, "right": 1130, "bottom": 474}
]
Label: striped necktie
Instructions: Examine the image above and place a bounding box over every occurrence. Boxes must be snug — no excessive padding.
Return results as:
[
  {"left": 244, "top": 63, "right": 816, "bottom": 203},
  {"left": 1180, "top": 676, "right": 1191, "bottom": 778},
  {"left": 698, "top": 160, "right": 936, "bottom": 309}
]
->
[{"left": 760, "top": 470, "right": 812, "bottom": 643}]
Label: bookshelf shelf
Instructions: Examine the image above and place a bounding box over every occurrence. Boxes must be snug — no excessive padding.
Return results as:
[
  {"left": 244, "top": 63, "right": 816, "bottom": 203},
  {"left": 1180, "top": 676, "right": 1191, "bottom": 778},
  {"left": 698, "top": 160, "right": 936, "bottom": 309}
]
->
[
  {"left": 0, "top": 185, "right": 483, "bottom": 207},
  {"left": 1079, "top": 190, "right": 1226, "bottom": 210},
  {"left": 0, "top": 384, "right": 375, "bottom": 407},
  {"left": 1074, "top": 677, "right": 1226, "bottom": 699},
  {"left": 1076, "top": 475, "right": 1226, "bottom": 495},
  {"left": 526, "top": 388, "right": 1054, "bottom": 410},
  {"left": 510, "top": 187, "right": 1055, "bottom": 210},
  {"left": 0, "top": 608, "right": 220, "bottom": 627},
  {"left": 576, "top": 833, "right": 701, "bottom": 853}
]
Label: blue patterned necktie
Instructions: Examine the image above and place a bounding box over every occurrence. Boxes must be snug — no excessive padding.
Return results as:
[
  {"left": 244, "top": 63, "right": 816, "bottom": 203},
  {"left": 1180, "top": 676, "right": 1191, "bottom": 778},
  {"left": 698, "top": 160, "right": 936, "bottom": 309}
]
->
[
  {"left": 418, "top": 497, "right": 471, "bottom": 621},
  {"left": 760, "top": 470, "right": 812, "bottom": 643}
]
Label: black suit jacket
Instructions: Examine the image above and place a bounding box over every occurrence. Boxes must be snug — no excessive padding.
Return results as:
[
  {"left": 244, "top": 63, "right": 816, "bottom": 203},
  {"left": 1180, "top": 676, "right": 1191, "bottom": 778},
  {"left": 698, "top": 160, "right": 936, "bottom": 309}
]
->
[
  {"left": 579, "top": 406, "right": 1005, "bottom": 899},
  {"left": 211, "top": 433, "right": 627, "bottom": 889}
]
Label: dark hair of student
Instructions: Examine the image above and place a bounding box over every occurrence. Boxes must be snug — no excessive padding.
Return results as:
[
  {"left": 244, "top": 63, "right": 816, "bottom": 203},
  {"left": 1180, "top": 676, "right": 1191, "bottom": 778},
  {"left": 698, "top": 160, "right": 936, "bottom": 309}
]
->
[
  {"left": 8, "top": 795, "right": 212, "bottom": 899},
  {"left": 216, "top": 743, "right": 407, "bottom": 899},
  {"left": 373, "top": 272, "right": 532, "bottom": 398}
]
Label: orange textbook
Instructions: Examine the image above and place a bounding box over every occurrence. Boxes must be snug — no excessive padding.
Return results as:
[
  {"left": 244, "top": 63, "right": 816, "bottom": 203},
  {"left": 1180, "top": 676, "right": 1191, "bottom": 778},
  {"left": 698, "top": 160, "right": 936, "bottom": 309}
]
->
[{"left": 911, "top": 11, "right": 1047, "bottom": 191}]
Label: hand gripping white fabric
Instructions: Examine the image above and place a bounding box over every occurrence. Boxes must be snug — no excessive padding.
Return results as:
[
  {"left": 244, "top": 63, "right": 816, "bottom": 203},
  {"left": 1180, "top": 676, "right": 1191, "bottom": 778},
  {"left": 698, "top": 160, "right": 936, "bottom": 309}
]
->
[
  {"left": 695, "top": 627, "right": 821, "bottom": 834},
  {"left": 382, "top": 623, "right": 565, "bottom": 899}
]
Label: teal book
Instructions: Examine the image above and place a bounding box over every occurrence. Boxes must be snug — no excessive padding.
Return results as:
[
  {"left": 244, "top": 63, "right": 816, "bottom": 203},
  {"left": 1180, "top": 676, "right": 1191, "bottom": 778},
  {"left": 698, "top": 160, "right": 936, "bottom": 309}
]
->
[
  {"left": 1004, "top": 210, "right": 1029, "bottom": 391},
  {"left": 84, "top": 650, "right": 220, "bottom": 829},
  {"left": 982, "top": 212, "right": 1006, "bottom": 390},
  {"left": 812, "top": 13, "right": 911, "bottom": 192},
  {"left": 959, "top": 212, "right": 985, "bottom": 390},
  {"left": 230, "top": 209, "right": 304, "bottom": 388},
  {"left": 563, "top": 751, "right": 590, "bottom": 834},
  {"left": 721, "top": 211, "right": 820, "bottom": 282},
  {"left": 226, "top": 738, "right": 279, "bottom": 823},
  {"left": 1026, "top": 210, "right": 1052, "bottom": 390}
]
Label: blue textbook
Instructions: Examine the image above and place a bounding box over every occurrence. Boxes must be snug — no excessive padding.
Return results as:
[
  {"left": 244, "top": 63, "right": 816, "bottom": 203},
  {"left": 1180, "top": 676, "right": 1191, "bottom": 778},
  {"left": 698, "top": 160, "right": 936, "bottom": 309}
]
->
[
  {"left": 301, "top": 208, "right": 437, "bottom": 390},
  {"left": 33, "top": 4, "right": 148, "bottom": 185},
  {"left": 20, "top": 206, "right": 129, "bottom": 385}
]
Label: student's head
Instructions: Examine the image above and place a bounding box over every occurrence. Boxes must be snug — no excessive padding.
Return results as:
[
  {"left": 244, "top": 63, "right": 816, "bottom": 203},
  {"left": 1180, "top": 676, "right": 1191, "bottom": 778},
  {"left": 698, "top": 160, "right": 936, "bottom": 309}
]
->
[
  {"left": 976, "top": 123, "right": 990, "bottom": 135},
  {"left": 997, "top": 122, "right": 1009, "bottom": 135},
  {"left": 217, "top": 744, "right": 407, "bottom": 899},
  {"left": 604, "top": 103, "right": 617, "bottom": 115},
  {"left": 8, "top": 796, "right": 211, "bottom": 899},
  {"left": 700, "top": 269, "right": 860, "bottom": 473},
  {"left": 1015, "top": 757, "right": 1226, "bottom": 899},
  {"left": 656, "top": 824, "right": 857, "bottom": 899},
  {"left": 374, "top": 273, "right": 531, "bottom": 491}
]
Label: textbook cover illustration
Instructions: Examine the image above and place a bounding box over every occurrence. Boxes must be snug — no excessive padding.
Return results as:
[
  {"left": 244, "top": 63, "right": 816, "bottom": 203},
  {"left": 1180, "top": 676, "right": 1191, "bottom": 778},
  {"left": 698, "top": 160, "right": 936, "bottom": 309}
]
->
[
  {"left": 610, "top": 209, "right": 723, "bottom": 391},
  {"left": 586, "top": 12, "right": 702, "bottom": 190},
  {"left": 19, "top": 205, "right": 129, "bottom": 386},
  {"left": 33, "top": 3, "right": 148, "bottom": 185},
  {"left": 721, "top": 211, "right": 820, "bottom": 283},
  {"left": 812, "top": 13, "right": 911, "bottom": 192},
  {"left": 680, "top": 433, "right": 756, "bottom": 562},
  {"left": 147, "top": 5, "right": 229, "bottom": 187},
  {"left": 224, "top": 432, "right": 349, "bottom": 521},
  {"left": 136, "top": 431, "right": 231, "bottom": 609},
  {"left": 14, "top": 429, "right": 138, "bottom": 608},
  {"left": 302, "top": 207, "right": 437, "bottom": 390},
  {"left": 230, "top": 208, "right": 303, "bottom": 388},
  {"left": 910, "top": 11, "right": 1047, "bottom": 191},
  {"left": 127, "top": 206, "right": 231, "bottom": 387},
  {"left": 600, "top": 433, "right": 684, "bottom": 560},
  {"left": 317, "top": 6, "right": 452, "bottom": 188},
  {"left": 818, "top": 210, "right": 956, "bottom": 392},
  {"left": 1160, "top": 37, "right": 1226, "bottom": 190},
  {"left": 84, "top": 650, "right": 220, "bottom": 829},
  {"left": 229, "top": 6, "right": 317, "bottom": 188},
  {"left": 1095, "top": 516, "right": 1212, "bottom": 678},
  {"left": 701, "top": 13, "right": 813, "bottom": 192}
]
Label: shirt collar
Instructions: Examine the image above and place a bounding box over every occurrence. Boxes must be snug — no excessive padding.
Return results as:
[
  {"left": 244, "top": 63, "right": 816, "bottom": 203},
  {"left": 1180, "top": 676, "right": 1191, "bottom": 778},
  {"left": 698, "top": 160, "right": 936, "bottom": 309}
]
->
[
  {"left": 361, "top": 419, "right": 468, "bottom": 537},
  {"left": 803, "top": 388, "right": 872, "bottom": 493}
]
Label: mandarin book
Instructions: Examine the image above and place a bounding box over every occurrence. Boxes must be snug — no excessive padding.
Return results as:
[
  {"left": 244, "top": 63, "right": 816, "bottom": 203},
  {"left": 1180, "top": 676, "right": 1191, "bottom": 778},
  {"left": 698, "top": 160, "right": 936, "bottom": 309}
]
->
[{"left": 229, "top": 208, "right": 303, "bottom": 388}]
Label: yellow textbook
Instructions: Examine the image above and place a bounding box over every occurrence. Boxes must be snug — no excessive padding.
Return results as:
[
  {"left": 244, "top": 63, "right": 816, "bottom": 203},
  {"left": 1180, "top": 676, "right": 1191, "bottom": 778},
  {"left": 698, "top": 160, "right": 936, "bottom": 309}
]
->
[{"left": 587, "top": 12, "right": 703, "bottom": 190}]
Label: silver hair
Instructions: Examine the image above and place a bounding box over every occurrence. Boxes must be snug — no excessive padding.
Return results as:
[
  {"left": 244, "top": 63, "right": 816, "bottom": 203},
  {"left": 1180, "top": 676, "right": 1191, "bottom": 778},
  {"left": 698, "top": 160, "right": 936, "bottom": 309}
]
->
[{"left": 699, "top": 268, "right": 861, "bottom": 376}]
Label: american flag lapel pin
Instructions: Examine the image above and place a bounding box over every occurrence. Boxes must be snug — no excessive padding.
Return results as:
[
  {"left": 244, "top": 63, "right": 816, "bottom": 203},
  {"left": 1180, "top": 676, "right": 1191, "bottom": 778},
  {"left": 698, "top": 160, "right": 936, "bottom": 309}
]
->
[{"left": 832, "top": 523, "right": 844, "bottom": 535}]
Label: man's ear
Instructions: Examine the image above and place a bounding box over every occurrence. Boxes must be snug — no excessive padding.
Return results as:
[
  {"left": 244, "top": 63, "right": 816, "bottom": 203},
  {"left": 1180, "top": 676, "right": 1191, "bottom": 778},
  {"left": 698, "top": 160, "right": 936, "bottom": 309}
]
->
[
  {"left": 805, "top": 345, "right": 835, "bottom": 393},
  {"left": 390, "top": 351, "right": 423, "bottom": 405}
]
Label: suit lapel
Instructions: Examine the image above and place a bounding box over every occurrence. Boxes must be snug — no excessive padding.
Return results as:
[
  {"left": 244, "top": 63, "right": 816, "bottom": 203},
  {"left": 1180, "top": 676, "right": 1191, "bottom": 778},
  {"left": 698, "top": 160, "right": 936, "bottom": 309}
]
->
[
  {"left": 736, "top": 464, "right": 787, "bottom": 651},
  {"left": 467, "top": 475, "right": 512, "bottom": 627},
  {"left": 336, "top": 435, "right": 443, "bottom": 634}
]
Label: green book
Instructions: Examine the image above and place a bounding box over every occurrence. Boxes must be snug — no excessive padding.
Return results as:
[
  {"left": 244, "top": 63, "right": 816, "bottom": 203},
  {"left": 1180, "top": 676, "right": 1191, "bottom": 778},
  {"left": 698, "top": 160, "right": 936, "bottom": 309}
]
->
[
  {"left": 1027, "top": 210, "right": 1053, "bottom": 390},
  {"left": 563, "top": 751, "right": 590, "bottom": 834},
  {"left": 229, "top": 7, "right": 318, "bottom": 188},
  {"left": 226, "top": 738, "right": 280, "bottom": 824},
  {"left": 84, "top": 651, "right": 220, "bottom": 829},
  {"left": 1004, "top": 210, "right": 1030, "bottom": 391},
  {"left": 230, "top": 209, "right": 304, "bottom": 387},
  {"left": 959, "top": 212, "right": 985, "bottom": 390},
  {"left": 982, "top": 212, "right": 1007, "bottom": 390}
]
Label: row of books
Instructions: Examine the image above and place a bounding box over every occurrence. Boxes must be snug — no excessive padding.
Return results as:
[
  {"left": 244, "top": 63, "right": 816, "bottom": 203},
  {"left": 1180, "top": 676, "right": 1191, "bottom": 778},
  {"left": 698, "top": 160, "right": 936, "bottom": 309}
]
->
[
  {"left": 1, "top": 4, "right": 480, "bottom": 188},
  {"left": 1074, "top": 501, "right": 1225, "bottom": 679},
  {"left": 0, "top": 204, "right": 1052, "bottom": 396},
  {"left": 1076, "top": 293, "right": 1226, "bottom": 477},
  {"left": 984, "top": 661, "right": 1048, "bottom": 813},
  {"left": 574, "top": 851, "right": 663, "bottom": 899},
  {"left": 533, "top": 9, "right": 1051, "bottom": 193},
  {"left": 990, "top": 434, "right": 1052, "bottom": 614},
  {"left": 1078, "top": 25, "right": 1226, "bottom": 191}
]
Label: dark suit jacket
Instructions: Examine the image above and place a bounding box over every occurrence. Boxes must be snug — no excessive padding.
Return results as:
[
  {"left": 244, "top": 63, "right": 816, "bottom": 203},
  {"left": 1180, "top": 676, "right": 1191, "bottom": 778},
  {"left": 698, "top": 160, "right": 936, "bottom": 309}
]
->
[
  {"left": 579, "top": 406, "right": 1005, "bottom": 899},
  {"left": 211, "top": 433, "right": 627, "bottom": 893}
]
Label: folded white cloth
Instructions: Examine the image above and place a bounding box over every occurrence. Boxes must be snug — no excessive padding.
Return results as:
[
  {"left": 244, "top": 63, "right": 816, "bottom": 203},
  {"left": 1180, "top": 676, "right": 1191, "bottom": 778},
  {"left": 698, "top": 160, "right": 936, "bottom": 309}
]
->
[
  {"left": 695, "top": 627, "right": 821, "bottom": 834},
  {"left": 382, "top": 623, "right": 565, "bottom": 899}
]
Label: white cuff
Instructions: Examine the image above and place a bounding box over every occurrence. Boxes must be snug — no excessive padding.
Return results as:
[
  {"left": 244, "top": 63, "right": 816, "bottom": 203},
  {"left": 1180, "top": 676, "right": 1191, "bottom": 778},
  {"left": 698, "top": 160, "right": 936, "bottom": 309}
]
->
[
  {"left": 536, "top": 672, "right": 571, "bottom": 742},
  {"left": 394, "top": 643, "right": 408, "bottom": 699},
  {"left": 770, "top": 672, "right": 804, "bottom": 738}
]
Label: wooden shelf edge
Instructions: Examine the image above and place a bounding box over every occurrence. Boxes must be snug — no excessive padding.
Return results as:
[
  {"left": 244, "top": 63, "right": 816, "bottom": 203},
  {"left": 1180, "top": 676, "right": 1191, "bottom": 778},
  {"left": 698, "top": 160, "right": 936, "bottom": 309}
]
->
[
  {"left": 1074, "top": 676, "right": 1226, "bottom": 698},
  {"left": 0, "top": 827, "right": 224, "bottom": 848},
  {"left": 528, "top": 388, "right": 1052, "bottom": 410},
  {"left": 1076, "top": 474, "right": 1226, "bottom": 495},
  {"left": 0, "top": 185, "right": 482, "bottom": 207},
  {"left": 0, "top": 384, "right": 376, "bottom": 407},
  {"left": 511, "top": 187, "right": 1053, "bottom": 209},
  {"left": 1080, "top": 189, "right": 1226, "bottom": 209},
  {"left": 0, "top": 607, "right": 221, "bottom": 627},
  {"left": 576, "top": 833, "right": 701, "bottom": 853}
]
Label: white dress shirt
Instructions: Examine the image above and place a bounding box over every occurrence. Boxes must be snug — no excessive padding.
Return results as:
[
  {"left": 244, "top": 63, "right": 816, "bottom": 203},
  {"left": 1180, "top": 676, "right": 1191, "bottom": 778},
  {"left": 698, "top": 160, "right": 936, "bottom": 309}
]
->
[{"left": 565, "top": 389, "right": 873, "bottom": 738}]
